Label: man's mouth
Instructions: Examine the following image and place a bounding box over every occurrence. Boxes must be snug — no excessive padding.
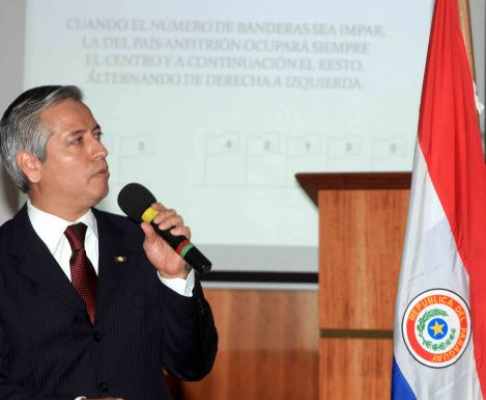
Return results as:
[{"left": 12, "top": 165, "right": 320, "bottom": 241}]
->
[{"left": 94, "top": 167, "right": 110, "bottom": 177}]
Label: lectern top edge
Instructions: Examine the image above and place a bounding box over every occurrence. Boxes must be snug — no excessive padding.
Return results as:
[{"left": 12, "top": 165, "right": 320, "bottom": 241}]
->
[{"left": 295, "top": 172, "right": 412, "bottom": 206}]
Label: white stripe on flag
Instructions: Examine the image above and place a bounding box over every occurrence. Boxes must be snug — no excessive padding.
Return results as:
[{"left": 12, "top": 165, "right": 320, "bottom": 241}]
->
[{"left": 393, "top": 145, "right": 482, "bottom": 399}]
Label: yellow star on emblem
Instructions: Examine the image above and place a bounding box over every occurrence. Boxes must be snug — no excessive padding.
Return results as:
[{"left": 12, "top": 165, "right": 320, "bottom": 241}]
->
[{"left": 430, "top": 321, "right": 445, "bottom": 337}]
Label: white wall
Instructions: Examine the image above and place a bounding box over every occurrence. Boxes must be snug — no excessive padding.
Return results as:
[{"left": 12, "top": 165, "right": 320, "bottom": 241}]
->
[{"left": 0, "top": 0, "right": 25, "bottom": 223}]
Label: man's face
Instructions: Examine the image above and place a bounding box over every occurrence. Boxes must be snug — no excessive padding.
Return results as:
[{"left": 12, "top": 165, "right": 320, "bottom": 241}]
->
[{"left": 32, "top": 99, "right": 110, "bottom": 218}]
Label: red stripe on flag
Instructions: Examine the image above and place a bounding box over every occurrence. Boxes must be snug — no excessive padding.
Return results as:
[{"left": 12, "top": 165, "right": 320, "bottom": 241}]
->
[{"left": 417, "top": 0, "right": 486, "bottom": 390}]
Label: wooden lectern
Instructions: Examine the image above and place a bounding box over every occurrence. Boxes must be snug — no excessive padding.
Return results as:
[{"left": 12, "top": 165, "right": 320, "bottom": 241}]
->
[{"left": 296, "top": 172, "right": 411, "bottom": 399}]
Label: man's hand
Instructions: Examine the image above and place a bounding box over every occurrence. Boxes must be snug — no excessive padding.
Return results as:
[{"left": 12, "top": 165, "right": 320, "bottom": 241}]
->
[
  {"left": 140, "top": 202, "right": 191, "bottom": 279},
  {"left": 82, "top": 398, "right": 124, "bottom": 400}
]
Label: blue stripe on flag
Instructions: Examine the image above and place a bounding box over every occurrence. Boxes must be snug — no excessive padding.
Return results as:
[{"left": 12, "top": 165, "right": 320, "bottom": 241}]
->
[{"left": 391, "top": 357, "right": 417, "bottom": 400}]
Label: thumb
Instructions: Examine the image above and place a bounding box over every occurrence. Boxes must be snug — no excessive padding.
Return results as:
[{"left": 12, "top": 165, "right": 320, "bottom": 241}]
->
[{"left": 141, "top": 222, "right": 157, "bottom": 245}]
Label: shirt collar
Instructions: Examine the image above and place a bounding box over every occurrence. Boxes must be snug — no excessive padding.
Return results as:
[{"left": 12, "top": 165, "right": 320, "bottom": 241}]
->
[{"left": 27, "top": 199, "right": 99, "bottom": 254}]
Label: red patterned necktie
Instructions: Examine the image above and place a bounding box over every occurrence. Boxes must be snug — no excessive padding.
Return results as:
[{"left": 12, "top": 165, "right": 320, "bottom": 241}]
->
[{"left": 64, "top": 223, "right": 97, "bottom": 324}]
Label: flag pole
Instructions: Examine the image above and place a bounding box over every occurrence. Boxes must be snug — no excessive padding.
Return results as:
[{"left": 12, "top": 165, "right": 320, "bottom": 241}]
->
[
  {"left": 456, "top": 0, "right": 485, "bottom": 163},
  {"left": 456, "top": 0, "right": 476, "bottom": 79}
]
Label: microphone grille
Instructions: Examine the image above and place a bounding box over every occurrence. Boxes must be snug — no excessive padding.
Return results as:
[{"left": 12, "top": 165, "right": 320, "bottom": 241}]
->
[{"left": 117, "top": 183, "right": 156, "bottom": 222}]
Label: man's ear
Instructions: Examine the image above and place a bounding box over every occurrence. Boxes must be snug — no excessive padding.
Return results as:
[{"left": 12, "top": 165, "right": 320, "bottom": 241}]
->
[{"left": 16, "top": 151, "right": 42, "bottom": 184}]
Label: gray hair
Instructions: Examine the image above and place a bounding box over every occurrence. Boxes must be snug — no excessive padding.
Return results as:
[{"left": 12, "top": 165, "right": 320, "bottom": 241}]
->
[{"left": 0, "top": 85, "right": 83, "bottom": 192}]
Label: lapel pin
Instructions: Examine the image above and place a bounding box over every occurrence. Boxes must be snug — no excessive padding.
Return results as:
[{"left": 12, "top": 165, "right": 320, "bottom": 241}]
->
[{"left": 115, "top": 255, "right": 127, "bottom": 263}]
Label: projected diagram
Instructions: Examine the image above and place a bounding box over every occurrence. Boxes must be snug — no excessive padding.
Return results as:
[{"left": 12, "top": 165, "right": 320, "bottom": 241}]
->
[
  {"left": 371, "top": 136, "right": 408, "bottom": 170},
  {"left": 201, "top": 131, "right": 409, "bottom": 186},
  {"left": 111, "top": 134, "right": 157, "bottom": 185},
  {"left": 108, "top": 132, "right": 409, "bottom": 188}
]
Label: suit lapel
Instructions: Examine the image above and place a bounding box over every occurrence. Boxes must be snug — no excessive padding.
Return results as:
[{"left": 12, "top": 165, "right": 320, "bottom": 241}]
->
[
  {"left": 94, "top": 209, "right": 134, "bottom": 322},
  {"left": 12, "top": 206, "right": 87, "bottom": 314},
  {"left": 11, "top": 206, "right": 137, "bottom": 324}
]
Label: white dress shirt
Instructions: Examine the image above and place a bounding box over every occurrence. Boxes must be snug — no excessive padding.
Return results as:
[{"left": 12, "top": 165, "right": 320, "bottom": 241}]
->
[{"left": 27, "top": 200, "right": 194, "bottom": 296}]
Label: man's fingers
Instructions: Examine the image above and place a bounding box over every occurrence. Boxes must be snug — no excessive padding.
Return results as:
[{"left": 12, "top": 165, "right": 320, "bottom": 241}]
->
[
  {"left": 170, "top": 225, "right": 191, "bottom": 240},
  {"left": 153, "top": 209, "right": 180, "bottom": 229}
]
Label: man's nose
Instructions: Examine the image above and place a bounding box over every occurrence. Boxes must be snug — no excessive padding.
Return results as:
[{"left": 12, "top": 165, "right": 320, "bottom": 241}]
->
[{"left": 89, "top": 133, "right": 109, "bottom": 158}]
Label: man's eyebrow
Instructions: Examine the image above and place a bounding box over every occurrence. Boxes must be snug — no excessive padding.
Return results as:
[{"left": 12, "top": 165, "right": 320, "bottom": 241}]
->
[
  {"left": 66, "top": 124, "right": 101, "bottom": 136},
  {"left": 66, "top": 129, "right": 85, "bottom": 136}
]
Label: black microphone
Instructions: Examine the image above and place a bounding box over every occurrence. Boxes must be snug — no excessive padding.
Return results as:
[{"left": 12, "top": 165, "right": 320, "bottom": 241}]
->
[{"left": 117, "top": 183, "right": 212, "bottom": 274}]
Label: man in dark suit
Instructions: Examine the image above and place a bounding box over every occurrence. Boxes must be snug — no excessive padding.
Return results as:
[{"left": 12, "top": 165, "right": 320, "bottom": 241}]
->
[{"left": 0, "top": 85, "right": 218, "bottom": 400}]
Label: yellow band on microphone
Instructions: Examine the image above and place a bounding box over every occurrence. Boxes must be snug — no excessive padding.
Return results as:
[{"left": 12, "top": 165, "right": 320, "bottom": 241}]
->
[{"left": 141, "top": 207, "right": 159, "bottom": 223}]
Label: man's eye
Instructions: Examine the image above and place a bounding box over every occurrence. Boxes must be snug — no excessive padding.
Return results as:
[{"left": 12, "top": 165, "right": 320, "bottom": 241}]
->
[
  {"left": 72, "top": 136, "right": 83, "bottom": 144},
  {"left": 94, "top": 131, "right": 103, "bottom": 140}
]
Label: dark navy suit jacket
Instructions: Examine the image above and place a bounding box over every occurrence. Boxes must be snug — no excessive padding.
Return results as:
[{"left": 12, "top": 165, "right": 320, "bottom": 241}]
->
[{"left": 0, "top": 205, "right": 218, "bottom": 400}]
